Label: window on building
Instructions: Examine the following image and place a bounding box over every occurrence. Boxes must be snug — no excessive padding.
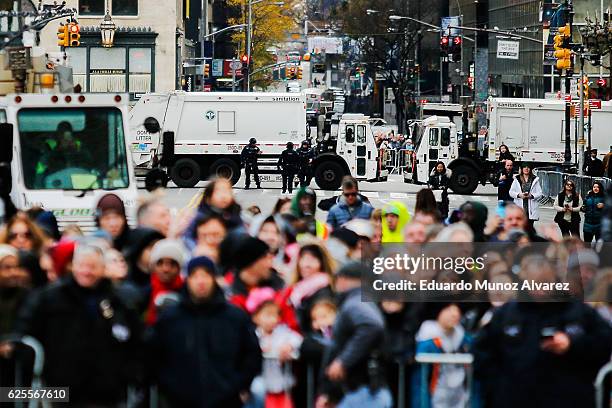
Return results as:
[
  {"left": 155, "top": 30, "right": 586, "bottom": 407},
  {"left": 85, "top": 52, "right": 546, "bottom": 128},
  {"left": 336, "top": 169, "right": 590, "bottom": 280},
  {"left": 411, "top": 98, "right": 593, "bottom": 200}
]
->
[
  {"left": 90, "top": 47, "right": 126, "bottom": 92},
  {"left": 66, "top": 48, "right": 87, "bottom": 90},
  {"left": 129, "top": 48, "right": 151, "bottom": 93},
  {"left": 79, "top": 0, "right": 104, "bottom": 15},
  {"left": 112, "top": 0, "right": 138, "bottom": 15}
]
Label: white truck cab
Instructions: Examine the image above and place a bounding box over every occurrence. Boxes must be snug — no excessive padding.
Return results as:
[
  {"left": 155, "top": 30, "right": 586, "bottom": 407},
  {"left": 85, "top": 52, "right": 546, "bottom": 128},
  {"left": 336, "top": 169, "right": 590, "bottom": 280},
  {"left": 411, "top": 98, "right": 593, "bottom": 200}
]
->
[
  {"left": 403, "top": 116, "right": 459, "bottom": 186},
  {"left": 0, "top": 93, "right": 138, "bottom": 231}
]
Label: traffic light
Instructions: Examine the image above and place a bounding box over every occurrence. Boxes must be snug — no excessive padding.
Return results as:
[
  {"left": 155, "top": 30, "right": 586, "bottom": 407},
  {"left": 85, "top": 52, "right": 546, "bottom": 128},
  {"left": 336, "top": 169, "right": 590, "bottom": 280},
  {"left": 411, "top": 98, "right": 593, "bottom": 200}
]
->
[
  {"left": 553, "top": 23, "right": 572, "bottom": 71},
  {"left": 579, "top": 76, "right": 590, "bottom": 100},
  {"left": 57, "top": 24, "right": 68, "bottom": 47},
  {"left": 297, "top": 66, "right": 303, "bottom": 80},
  {"left": 204, "top": 63, "right": 210, "bottom": 78},
  {"left": 68, "top": 23, "right": 80, "bottom": 47},
  {"left": 450, "top": 36, "right": 462, "bottom": 62},
  {"left": 440, "top": 36, "right": 449, "bottom": 57},
  {"left": 241, "top": 54, "right": 249, "bottom": 66},
  {"left": 355, "top": 67, "right": 360, "bottom": 78}
]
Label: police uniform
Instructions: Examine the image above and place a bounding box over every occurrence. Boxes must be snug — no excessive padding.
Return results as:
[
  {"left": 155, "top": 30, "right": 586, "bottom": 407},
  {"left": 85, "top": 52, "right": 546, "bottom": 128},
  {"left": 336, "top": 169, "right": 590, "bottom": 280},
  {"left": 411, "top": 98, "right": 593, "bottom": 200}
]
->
[
  {"left": 297, "top": 140, "right": 315, "bottom": 187},
  {"left": 241, "top": 138, "right": 261, "bottom": 189},
  {"left": 278, "top": 142, "right": 300, "bottom": 194}
]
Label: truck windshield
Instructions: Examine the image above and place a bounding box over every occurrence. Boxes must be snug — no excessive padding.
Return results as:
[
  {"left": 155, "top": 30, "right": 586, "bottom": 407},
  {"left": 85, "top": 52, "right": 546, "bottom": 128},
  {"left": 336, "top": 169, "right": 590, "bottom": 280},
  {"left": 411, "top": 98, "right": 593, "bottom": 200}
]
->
[{"left": 18, "top": 108, "right": 130, "bottom": 191}]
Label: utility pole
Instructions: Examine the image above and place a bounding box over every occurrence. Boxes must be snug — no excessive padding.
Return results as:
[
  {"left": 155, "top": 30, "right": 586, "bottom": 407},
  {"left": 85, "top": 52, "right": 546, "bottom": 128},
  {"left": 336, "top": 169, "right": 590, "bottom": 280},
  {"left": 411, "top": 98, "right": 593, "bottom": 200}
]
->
[
  {"left": 578, "top": 55, "right": 586, "bottom": 175},
  {"left": 200, "top": 0, "right": 208, "bottom": 58}
]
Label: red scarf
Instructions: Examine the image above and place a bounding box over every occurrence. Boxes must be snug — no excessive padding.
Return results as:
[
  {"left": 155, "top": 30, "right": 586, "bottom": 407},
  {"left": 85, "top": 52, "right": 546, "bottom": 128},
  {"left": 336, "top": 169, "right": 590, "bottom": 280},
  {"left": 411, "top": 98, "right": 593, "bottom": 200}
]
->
[{"left": 145, "top": 273, "right": 184, "bottom": 326}]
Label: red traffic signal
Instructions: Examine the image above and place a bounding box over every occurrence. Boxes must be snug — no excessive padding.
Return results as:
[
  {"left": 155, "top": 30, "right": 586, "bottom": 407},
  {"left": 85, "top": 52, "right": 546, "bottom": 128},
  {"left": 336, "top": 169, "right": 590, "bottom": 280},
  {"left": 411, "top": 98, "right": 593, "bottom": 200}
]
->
[
  {"left": 453, "top": 36, "right": 462, "bottom": 45},
  {"left": 241, "top": 54, "right": 249, "bottom": 64},
  {"left": 597, "top": 78, "right": 607, "bottom": 87},
  {"left": 440, "top": 36, "right": 449, "bottom": 46}
]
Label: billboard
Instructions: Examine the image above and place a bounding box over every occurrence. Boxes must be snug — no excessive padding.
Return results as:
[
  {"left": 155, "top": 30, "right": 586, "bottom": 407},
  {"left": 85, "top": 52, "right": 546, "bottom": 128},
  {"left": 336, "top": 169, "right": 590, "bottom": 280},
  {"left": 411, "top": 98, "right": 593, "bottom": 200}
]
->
[
  {"left": 308, "top": 37, "right": 343, "bottom": 54},
  {"left": 497, "top": 40, "right": 520, "bottom": 60}
]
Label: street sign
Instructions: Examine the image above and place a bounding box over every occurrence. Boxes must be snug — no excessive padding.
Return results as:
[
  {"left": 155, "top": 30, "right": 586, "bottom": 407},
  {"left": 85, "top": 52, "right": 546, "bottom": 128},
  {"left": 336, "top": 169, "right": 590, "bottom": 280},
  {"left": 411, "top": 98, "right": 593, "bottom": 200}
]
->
[
  {"left": 212, "top": 59, "right": 223, "bottom": 77},
  {"left": 230, "top": 60, "right": 242, "bottom": 70},
  {"left": 496, "top": 40, "right": 520, "bottom": 60},
  {"left": 564, "top": 94, "right": 571, "bottom": 102},
  {"left": 588, "top": 99, "right": 602, "bottom": 109}
]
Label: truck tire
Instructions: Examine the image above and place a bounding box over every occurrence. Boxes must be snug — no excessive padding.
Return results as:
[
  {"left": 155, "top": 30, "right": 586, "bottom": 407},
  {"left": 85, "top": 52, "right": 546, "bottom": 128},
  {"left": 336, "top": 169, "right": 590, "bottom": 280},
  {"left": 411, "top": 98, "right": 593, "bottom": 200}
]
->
[
  {"left": 449, "top": 165, "right": 479, "bottom": 195},
  {"left": 209, "top": 158, "right": 241, "bottom": 185},
  {"left": 170, "top": 158, "right": 201, "bottom": 188},
  {"left": 315, "top": 161, "right": 344, "bottom": 190}
]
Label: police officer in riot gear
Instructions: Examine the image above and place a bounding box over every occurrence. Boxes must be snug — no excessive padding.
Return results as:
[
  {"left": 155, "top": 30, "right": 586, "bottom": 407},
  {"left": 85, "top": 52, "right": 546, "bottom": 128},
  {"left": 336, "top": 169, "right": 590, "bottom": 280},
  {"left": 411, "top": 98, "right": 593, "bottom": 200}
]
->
[
  {"left": 297, "top": 139, "right": 315, "bottom": 188},
  {"left": 278, "top": 142, "right": 300, "bottom": 194},
  {"left": 241, "top": 137, "right": 261, "bottom": 189}
]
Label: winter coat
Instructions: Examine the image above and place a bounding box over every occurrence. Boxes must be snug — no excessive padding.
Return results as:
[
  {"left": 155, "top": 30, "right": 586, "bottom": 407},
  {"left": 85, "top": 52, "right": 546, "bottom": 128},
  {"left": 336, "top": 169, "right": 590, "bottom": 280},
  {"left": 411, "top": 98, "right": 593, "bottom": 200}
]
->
[
  {"left": 322, "top": 288, "right": 385, "bottom": 392},
  {"left": 553, "top": 192, "right": 581, "bottom": 226},
  {"left": 509, "top": 175, "right": 543, "bottom": 220},
  {"left": 16, "top": 276, "right": 144, "bottom": 405},
  {"left": 496, "top": 169, "right": 514, "bottom": 201},
  {"left": 428, "top": 168, "right": 452, "bottom": 190},
  {"left": 581, "top": 193, "right": 605, "bottom": 234},
  {"left": 583, "top": 157, "right": 604, "bottom": 177},
  {"left": 326, "top": 197, "right": 374, "bottom": 230},
  {"left": 381, "top": 201, "right": 411, "bottom": 243},
  {"left": 473, "top": 301, "right": 612, "bottom": 408},
  {"left": 228, "top": 270, "right": 285, "bottom": 312},
  {"left": 411, "top": 321, "right": 473, "bottom": 408},
  {"left": 149, "top": 287, "right": 261, "bottom": 408},
  {"left": 318, "top": 193, "right": 371, "bottom": 212}
]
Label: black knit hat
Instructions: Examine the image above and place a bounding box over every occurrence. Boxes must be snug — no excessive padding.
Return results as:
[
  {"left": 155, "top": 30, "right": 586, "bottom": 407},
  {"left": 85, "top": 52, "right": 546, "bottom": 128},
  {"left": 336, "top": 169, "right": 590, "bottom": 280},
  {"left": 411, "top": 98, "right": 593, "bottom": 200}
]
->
[
  {"left": 187, "top": 256, "right": 216, "bottom": 276},
  {"left": 336, "top": 261, "right": 368, "bottom": 279},
  {"left": 233, "top": 236, "right": 270, "bottom": 271}
]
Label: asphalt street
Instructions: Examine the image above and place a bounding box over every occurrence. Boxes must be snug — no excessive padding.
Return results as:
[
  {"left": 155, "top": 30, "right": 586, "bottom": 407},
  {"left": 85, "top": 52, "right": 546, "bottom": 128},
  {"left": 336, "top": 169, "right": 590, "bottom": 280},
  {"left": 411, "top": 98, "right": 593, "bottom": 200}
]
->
[{"left": 143, "top": 174, "right": 559, "bottom": 230}]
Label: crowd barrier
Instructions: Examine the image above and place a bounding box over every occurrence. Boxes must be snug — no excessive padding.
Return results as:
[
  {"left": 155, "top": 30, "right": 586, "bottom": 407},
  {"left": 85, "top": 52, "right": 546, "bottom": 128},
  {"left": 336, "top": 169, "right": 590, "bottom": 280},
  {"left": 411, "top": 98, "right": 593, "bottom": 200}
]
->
[
  {"left": 536, "top": 169, "right": 612, "bottom": 202},
  {"left": 3, "top": 334, "right": 611, "bottom": 408},
  {"left": 379, "top": 148, "right": 414, "bottom": 175}
]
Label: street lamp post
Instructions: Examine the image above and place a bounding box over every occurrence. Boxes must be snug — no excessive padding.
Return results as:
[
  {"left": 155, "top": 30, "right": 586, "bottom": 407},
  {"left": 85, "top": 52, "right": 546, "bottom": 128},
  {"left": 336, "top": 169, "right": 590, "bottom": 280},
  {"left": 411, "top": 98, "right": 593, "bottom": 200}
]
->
[{"left": 99, "top": 9, "right": 116, "bottom": 47}]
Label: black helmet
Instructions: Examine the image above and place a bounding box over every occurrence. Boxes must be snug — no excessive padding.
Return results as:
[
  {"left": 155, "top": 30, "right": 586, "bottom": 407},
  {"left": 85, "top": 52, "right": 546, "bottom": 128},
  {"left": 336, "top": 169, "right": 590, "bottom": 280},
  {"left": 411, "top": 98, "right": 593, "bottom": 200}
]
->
[
  {"left": 249, "top": 138, "right": 257, "bottom": 144},
  {"left": 301, "top": 140, "right": 309, "bottom": 147},
  {"left": 286, "top": 142, "right": 294, "bottom": 149}
]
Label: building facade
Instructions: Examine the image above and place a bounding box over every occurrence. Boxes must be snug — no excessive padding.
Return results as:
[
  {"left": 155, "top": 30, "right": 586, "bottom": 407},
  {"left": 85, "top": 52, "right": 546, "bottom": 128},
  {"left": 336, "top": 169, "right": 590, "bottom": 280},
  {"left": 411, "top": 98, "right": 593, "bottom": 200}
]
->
[{"left": 39, "top": 0, "right": 184, "bottom": 100}]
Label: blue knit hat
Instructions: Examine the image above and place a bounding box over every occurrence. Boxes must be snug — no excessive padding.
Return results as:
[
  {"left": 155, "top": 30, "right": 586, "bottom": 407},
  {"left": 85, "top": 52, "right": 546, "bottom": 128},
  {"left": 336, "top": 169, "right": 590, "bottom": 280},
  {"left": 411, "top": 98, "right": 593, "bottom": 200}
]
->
[{"left": 187, "top": 256, "right": 216, "bottom": 276}]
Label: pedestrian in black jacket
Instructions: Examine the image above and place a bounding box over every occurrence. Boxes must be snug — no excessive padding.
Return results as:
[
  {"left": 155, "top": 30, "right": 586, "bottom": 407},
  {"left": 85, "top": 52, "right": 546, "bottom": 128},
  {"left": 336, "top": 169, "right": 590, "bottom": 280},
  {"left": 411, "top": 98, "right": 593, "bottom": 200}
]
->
[
  {"left": 318, "top": 262, "right": 391, "bottom": 407},
  {"left": 149, "top": 256, "right": 261, "bottom": 408},
  {"left": 584, "top": 149, "right": 604, "bottom": 177},
  {"left": 497, "top": 159, "right": 514, "bottom": 201},
  {"left": 474, "top": 256, "right": 612, "bottom": 408},
  {"left": 278, "top": 142, "right": 300, "bottom": 194},
  {"left": 497, "top": 144, "right": 515, "bottom": 171},
  {"left": 241, "top": 138, "right": 261, "bottom": 189},
  {"left": 16, "top": 244, "right": 144, "bottom": 406}
]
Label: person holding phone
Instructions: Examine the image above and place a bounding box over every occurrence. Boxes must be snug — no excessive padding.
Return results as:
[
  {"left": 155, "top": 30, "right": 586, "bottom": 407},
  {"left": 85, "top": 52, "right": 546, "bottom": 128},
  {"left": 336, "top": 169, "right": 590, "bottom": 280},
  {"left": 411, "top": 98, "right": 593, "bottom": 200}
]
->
[
  {"left": 509, "top": 164, "right": 543, "bottom": 229},
  {"left": 553, "top": 179, "right": 581, "bottom": 237}
]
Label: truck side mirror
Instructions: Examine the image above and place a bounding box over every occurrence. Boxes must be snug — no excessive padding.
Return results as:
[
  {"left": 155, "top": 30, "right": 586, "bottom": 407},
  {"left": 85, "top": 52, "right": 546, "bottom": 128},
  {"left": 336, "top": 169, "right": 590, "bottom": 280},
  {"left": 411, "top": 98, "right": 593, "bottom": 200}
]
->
[
  {"left": 159, "top": 131, "right": 175, "bottom": 167},
  {"left": 0, "top": 123, "right": 13, "bottom": 163},
  {"left": 144, "top": 117, "right": 161, "bottom": 134}
]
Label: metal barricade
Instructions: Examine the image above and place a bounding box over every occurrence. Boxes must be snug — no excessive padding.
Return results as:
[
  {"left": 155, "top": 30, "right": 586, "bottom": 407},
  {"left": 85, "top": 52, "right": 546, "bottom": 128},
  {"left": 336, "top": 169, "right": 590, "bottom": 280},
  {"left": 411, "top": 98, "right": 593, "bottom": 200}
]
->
[
  {"left": 415, "top": 353, "right": 475, "bottom": 408},
  {"left": 595, "top": 360, "right": 612, "bottom": 408},
  {"left": 535, "top": 169, "right": 612, "bottom": 202}
]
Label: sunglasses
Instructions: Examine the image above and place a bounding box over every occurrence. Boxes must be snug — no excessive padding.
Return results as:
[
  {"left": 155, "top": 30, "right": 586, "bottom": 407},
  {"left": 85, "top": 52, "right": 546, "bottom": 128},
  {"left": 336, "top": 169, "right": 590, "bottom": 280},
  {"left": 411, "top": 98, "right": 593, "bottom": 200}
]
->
[
  {"left": 343, "top": 192, "right": 358, "bottom": 197},
  {"left": 9, "top": 231, "right": 32, "bottom": 240},
  {"left": 565, "top": 184, "right": 573, "bottom": 188}
]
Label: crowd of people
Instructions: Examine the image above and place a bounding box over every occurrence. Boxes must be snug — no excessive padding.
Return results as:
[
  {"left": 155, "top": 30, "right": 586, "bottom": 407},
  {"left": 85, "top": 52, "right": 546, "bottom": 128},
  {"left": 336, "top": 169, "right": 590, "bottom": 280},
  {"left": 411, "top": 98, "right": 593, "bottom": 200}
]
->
[{"left": 0, "top": 172, "right": 611, "bottom": 408}]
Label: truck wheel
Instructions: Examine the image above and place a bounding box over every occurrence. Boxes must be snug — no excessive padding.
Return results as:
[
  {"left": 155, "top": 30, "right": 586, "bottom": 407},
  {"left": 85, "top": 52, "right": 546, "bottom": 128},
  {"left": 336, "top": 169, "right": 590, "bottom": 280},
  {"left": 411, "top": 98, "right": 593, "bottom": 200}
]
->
[
  {"left": 170, "top": 158, "right": 200, "bottom": 188},
  {"left": 449, "top": 165, "right": 478, "bottom": 195},
  {"left": 209, "top": 158, "right": 241, "bottom": 185},
  {"left": 315, "top": 161, "right": 344, "bottom": 190}
]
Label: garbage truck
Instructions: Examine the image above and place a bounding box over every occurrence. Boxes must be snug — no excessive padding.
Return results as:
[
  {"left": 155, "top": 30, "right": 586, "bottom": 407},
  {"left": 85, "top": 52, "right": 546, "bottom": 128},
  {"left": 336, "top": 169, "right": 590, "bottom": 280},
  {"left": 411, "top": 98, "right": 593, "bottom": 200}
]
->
[
  {"left": 129, "top": 91, "right": 387, "bottom": 190},
  {"left": 404, "top": 97, "right": 612, "bottom": 194}
]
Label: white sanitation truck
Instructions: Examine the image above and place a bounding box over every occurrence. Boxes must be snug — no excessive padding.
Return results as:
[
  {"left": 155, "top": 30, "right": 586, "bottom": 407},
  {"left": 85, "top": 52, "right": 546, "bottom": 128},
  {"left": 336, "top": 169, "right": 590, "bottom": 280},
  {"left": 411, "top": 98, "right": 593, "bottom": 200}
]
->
[
  {"left": 0, "top": 93, "right": 139, "bottom": 231},
  {"left": 129, "top": 91, "right": 387, "bottom": 190},
  {"left": 404, "top": 97, "right": 612, "bottom": 194}
]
